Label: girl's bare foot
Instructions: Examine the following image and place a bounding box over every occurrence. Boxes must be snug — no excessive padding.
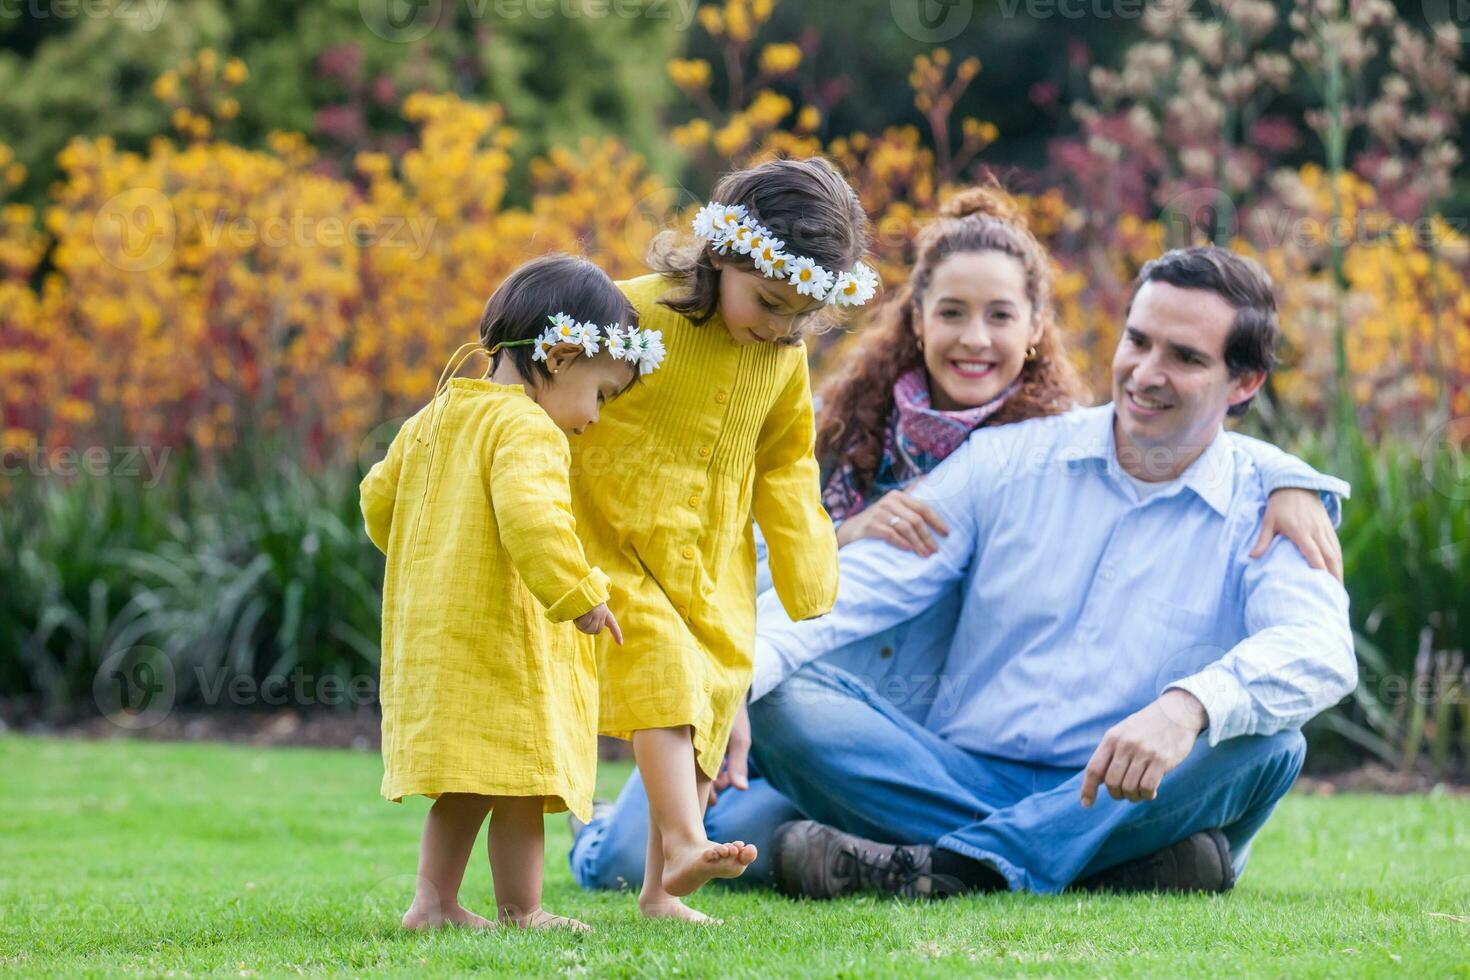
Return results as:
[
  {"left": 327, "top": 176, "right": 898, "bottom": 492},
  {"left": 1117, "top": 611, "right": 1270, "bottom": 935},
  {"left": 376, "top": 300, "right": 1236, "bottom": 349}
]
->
[
  {"left": 638, "top": 894, "right": 721, "bottom": 924},
  {"left": 499, "top": 907, "right": 592, "bottom": 932},
  {"left": 661, "top": 838, "right": 757, "bottom": 897},
  {"left": 401, "top": 904, "right": 496, "bottom": 931}
]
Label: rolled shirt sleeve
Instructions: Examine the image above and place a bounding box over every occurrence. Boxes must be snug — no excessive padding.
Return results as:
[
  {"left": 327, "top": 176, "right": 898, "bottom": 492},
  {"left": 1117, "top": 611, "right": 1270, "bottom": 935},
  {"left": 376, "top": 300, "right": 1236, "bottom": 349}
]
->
[{"left": 1164, "top": 537, "right": 1357, "bottom": 745}]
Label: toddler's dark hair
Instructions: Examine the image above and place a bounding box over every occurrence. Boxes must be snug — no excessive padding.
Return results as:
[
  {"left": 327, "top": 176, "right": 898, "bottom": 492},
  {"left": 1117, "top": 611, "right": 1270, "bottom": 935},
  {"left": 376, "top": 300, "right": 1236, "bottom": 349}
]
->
[
  {"left": 478, "top": 254, "right": 639, "bottom": 384},
  {"left": 648, "top": 156, "right": 869, "bottom": 341}
]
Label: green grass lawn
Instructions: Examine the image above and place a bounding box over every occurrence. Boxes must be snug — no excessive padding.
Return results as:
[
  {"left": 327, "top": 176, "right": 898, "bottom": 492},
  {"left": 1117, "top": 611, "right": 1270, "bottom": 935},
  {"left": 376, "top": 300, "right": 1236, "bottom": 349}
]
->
[{"left": 1, "top": 735, "right": 1467, "bottom": 977}]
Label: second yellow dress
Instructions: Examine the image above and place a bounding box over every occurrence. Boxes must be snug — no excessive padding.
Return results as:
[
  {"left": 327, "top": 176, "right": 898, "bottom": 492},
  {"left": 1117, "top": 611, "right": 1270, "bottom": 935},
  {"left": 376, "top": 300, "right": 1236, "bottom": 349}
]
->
[
  {"left": 568, "top": 274, "right": 840, "bottom": 780},
  {"left": 362, "top": 377, "right": 609, "bottom": 821}
]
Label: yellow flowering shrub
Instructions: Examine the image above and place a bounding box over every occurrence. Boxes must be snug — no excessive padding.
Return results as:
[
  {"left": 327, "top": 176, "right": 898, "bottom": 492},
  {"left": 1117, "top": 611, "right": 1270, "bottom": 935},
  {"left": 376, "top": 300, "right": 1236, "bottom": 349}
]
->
[{"left": 2, "top": 1, "right": 1467, "bottom": 467}]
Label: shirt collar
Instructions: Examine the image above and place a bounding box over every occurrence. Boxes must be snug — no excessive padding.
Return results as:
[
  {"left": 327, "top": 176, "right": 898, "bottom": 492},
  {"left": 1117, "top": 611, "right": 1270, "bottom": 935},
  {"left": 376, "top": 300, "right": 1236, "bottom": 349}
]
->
[{"left": 1076, "top": 404, "right": 1236, "bottom": 517}]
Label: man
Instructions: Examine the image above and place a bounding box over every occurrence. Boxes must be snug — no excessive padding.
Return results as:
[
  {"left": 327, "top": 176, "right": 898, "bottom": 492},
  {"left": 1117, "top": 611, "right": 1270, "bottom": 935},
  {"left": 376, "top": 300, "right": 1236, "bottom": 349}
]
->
[{"left": 746, "top": 246, "right": 1357, "bottom": 897}]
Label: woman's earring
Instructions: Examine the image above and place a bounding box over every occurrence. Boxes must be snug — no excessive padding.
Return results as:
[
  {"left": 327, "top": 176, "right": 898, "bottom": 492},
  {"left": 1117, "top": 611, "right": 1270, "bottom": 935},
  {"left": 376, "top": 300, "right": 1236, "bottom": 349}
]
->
[
  {"left": 1025, "top": 345, "right": 1038, "bottom": 361},
  {"left": 916, "top": 336, "right": 924, "bottom": 352}
]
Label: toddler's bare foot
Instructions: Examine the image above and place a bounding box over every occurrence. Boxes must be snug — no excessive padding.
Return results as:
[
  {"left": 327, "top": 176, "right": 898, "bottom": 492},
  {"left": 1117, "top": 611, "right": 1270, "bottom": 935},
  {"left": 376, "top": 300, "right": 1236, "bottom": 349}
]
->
[
  {"left": 661, "top": 838, "right": 757, "bottom": 897},
  {"left": 401, "top": 903, "right": 496, "bottom": 931},
  {"left": 499, "top": 907, "right": 591, "bottom": 932},
  {"left": 638, "top": 894, "right": 721, "bottom": 924}
]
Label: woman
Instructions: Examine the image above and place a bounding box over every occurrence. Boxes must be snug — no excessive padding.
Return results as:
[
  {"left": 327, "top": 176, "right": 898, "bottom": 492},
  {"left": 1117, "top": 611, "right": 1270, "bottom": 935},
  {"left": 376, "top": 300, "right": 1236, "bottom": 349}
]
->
[{"left": 569, "top": 184, "right": 1344, "bottom": 891}]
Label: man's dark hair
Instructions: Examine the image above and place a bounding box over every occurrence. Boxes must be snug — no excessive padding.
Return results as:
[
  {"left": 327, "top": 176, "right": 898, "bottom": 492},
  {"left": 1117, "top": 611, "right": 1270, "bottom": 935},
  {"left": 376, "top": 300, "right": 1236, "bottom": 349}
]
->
[
  {"left": 478, "top": 253, "right": 639, "bottom": 384},
  {"left": 1130, "top": 246, "right": 1280, "bottom": 419}
]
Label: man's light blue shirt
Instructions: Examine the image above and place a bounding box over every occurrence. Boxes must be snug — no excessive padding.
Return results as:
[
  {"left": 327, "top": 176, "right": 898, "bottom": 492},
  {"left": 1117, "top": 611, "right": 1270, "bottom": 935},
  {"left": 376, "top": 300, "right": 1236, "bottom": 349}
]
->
[{"left": 751, "top": 405, "right": 1358, "bottom": 769}]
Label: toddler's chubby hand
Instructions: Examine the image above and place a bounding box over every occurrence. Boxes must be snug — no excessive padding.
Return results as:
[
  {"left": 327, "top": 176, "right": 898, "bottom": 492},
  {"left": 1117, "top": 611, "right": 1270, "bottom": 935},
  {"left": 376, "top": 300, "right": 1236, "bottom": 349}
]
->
[{"left": 574, "top": 602, "right": 623, "bottom": 644}]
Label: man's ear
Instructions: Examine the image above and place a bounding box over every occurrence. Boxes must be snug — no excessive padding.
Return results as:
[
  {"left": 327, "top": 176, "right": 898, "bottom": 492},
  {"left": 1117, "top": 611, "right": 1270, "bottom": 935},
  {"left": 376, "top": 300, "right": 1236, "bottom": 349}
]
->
[
  {"left": 544, "top": 342, "right": 584, "bottom": 376},
  {"left": 1227, "top": 369, "right": 1267, "bottom": 410}
]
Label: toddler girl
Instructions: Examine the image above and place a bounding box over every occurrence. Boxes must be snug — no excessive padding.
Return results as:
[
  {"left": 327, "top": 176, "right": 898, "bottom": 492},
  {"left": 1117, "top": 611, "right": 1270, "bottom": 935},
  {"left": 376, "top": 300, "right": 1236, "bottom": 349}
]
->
[{"left": 361, "top": 254, "right": 665, "bottom": 932}]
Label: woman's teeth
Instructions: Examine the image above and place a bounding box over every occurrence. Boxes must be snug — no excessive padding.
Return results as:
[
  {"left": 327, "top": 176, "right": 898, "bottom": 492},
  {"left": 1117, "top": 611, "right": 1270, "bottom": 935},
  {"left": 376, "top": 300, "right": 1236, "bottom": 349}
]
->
[{"left": 951, "top": 360, "right": 995, "bottom": 377}]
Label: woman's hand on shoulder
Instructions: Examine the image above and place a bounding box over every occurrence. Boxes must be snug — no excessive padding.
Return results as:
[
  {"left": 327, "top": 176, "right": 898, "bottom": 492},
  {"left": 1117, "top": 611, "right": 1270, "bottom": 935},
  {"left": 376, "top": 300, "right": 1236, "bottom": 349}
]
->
[
  {"left": 574, "top": 602, "right": 623, "bottom": 644},
  {"left": 834, "top": 483, "right": 950, "bottom": 557},
  {"left": 1251, "top": 488, "right": 1343, "bottom": 583}
]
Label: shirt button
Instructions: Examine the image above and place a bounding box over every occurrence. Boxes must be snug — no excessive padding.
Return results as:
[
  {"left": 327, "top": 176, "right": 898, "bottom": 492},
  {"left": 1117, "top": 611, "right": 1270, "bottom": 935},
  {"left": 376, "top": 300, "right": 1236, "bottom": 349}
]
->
[
  {"left": 688, "top": 495, "right": 699, "bottom": 507},
  {"left": 714, "top": 391, "right": 728, "bottom": 404},
  {"left": 678, "top": 604, "right": 689, "bottom": 617},
  {"left": 698, "top": 446, "right": 711, "bottom": 458},
  {"left": 1100, "top": 569, "right": 1116, "bottom": 582},
  {"left": 703, "top": 680, "right": 712, "bottom": 692},
  {"left": 880, "top": 646, "right": 894, "bottom": 659},
  {"left": 682, "top": 547, "right": 695, "bottom": 559}
]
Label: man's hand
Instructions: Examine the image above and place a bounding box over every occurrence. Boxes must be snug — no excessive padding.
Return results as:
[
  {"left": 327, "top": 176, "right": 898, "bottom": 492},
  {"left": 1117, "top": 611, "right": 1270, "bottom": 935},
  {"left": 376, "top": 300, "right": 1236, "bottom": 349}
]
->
[
  {"left": 708, "top": 700, "right": 751, "bottom": 808},
  {"left": 1080, "top": 689, "right": 1207, "bottom": 807}
]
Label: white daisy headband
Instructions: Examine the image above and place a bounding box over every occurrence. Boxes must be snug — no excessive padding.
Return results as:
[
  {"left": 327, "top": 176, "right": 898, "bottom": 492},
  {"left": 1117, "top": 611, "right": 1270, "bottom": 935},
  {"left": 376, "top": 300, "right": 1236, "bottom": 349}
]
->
[
  {"left": 491, "top": 313, "right": 667, "bottom": 375},
  {"left": 693, "top": 201, "right": 879, "bottom": 307}
]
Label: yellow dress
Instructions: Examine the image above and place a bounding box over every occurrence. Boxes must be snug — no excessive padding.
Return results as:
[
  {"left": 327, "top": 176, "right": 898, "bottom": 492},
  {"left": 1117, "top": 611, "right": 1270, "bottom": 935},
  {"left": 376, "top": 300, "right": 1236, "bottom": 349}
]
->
[
  {"left": 568, "top": 273, "right": 839, "bottom": 780},
  {"left": 361, "top": 376, "right": 609, "bottom": 821}
]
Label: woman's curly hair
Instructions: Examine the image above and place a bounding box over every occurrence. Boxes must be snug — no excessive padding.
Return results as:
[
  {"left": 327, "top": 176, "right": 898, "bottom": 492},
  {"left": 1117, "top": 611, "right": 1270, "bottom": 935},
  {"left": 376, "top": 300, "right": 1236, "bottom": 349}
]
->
[{"left": 814, "top": 181, "right": 1088, "bottom": 488}]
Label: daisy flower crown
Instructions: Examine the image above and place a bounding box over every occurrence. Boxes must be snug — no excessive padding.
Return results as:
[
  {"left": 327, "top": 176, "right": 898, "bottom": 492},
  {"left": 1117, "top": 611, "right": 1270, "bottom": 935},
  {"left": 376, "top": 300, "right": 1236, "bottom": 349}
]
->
[
  {"left": 693, "top": 201, "right": 879, "bottom": 307},
  {"left": 492, "top": 313, "right": 666, "bottom": 375}
]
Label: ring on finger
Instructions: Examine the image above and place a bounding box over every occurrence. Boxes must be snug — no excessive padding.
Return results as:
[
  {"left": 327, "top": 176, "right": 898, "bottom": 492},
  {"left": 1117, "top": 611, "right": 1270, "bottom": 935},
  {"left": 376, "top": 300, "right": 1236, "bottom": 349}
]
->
[{"left": 889, "top": 515, "right": 901, "bottom": 527}]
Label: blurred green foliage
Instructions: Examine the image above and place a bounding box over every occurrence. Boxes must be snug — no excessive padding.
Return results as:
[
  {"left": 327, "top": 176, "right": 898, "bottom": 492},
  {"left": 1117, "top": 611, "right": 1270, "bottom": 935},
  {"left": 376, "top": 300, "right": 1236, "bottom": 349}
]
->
[
  {"left": 3, "top": 430, "right": 1466, "bottom": 780},
  {"left": 0, "top": 0, "right": 682, "bottom": 205}
]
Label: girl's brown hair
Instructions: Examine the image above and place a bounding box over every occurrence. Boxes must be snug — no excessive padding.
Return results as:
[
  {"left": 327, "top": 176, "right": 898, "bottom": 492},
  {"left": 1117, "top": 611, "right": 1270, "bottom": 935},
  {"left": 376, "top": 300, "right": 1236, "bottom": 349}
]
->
[
  {"left": 647, "top": 156, "right": 869, "bottom": 339},
  {"left": 479, "top": 253, "right": 638, "bottom": 385},
  {"left": 814, "top": 182, "right": 1087, "bottom": 486}
]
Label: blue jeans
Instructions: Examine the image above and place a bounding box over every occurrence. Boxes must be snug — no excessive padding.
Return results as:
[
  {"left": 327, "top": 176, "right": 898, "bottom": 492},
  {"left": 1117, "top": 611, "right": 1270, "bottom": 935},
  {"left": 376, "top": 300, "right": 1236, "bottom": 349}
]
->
[
  {"left": 569, "top": 763, "right": 803, "bottom": 890},
  {"left": 747, "top": 662, "right": 1306, "bottom": 894},
  {"left": 568, "top": 594, "right": 955, "bottom": 891}
]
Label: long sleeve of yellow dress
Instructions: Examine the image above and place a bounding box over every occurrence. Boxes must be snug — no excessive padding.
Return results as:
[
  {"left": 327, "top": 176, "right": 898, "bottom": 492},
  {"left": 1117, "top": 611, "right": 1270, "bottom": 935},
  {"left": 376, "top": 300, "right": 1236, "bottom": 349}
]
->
[
  {"left": 361, "top": 425, "right": 407, "bottom": 555},
  {"left": 487, "top": 417, "right": 611, "bottom": 623},
  {"left": 753, "top": 350, "right": 839, "bottom": 621}
]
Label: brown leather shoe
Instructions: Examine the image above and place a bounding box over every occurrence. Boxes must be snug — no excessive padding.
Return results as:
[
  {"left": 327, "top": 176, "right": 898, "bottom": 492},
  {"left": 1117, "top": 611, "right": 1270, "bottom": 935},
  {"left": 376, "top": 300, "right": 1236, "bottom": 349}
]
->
[
  {"left": 1072, "top": 828, "right": 1236, "bottom": 894},
  {"left": 773, "top": 820, "right": 967, "bottom": 899}
]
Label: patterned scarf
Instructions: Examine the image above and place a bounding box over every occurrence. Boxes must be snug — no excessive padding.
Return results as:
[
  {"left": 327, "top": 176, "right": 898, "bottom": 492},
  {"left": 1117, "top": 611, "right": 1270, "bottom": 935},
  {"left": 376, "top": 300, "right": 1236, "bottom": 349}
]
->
[{"left": 822, "top": 367, "right": 1019, "bottom": 521}]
